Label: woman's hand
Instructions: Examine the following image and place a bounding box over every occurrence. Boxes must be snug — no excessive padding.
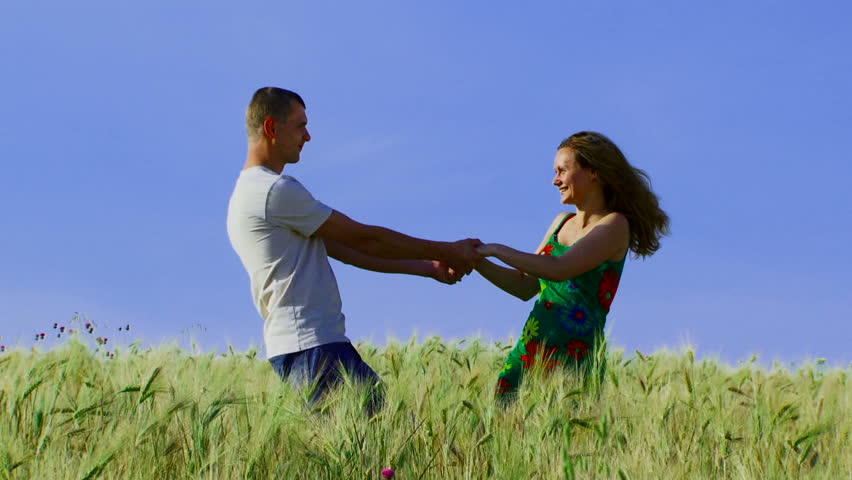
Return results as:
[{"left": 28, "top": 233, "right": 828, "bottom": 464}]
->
[{"left": 475, "top": 243, "right": 502, "bottom": 257}]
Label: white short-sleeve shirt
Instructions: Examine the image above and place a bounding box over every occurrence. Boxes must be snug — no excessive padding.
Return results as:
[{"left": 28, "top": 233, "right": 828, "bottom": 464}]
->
[{"left": 226, "top": 166, "right": 349, "bottom": 358}]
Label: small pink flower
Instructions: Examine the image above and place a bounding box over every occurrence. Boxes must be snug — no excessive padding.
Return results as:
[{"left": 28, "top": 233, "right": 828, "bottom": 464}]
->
[{"left": 382, "top": 468, "right": 395, "bottom": 479}]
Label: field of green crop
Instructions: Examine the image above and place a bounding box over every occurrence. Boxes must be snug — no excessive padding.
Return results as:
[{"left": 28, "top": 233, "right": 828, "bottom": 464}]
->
[{"left": 0, "top": 336, "right": 848, "bottom": 479}]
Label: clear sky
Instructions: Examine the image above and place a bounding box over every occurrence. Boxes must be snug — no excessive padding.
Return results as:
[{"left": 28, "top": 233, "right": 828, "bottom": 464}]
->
[{"left": 1, "top": 1, "right": 850, "bottom": 366}]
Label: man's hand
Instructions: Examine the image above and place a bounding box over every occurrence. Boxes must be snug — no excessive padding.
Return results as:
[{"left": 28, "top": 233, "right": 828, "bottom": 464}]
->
[
  {"left": 428, "top": 261, "right": 465, "bottom": 285},
  {"left": 442, "top": 238, "right": 483, "bottom": 274}
]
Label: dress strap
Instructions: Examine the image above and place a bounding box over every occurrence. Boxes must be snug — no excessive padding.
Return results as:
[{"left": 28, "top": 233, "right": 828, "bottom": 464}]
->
[{"left": 552, "top": 212, "right": 576, "bottom": 239}]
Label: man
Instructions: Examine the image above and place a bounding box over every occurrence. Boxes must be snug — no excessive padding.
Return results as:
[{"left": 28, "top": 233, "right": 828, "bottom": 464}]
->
[{"left": 226, "top": 87, "right": 481, "bottom": 412}]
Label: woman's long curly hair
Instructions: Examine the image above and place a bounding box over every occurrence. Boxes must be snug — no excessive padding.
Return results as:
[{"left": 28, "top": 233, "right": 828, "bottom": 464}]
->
[{"left": 559, "top": 131, "right": 670, "bottom": 258}]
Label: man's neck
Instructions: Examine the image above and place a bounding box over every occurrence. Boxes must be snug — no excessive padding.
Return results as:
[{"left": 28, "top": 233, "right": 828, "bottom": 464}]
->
[{"left": 245, "top": 143, "right": 284, "bottom": 174}]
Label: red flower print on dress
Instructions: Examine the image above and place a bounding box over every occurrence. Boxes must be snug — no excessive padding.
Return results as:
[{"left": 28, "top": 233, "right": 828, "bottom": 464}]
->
[
  {"left": 495, "top": 378, "right": 513, "bottom": 395},
  {"left": 521, "top": 339, "right": 559, "bottom": 370},
  {"left": 539, "top": 244, "right": 555, "bottom": 256},
  {"left": 565, "top": 339, "right": 590, "bottom": 361},
  {"left": 597, "top": 268, "right": 620, "bottom": 312},
  {"left": 544, "top": 301, "right": 555, "bottom": 309}
]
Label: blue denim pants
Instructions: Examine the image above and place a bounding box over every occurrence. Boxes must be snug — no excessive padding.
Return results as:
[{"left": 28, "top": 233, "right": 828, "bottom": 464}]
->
[{"left": 268, "top": 342, "right": 383, "bottom": 414}]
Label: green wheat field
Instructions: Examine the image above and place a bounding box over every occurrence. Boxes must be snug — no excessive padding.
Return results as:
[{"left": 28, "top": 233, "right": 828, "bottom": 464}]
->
[{"left": 1, "top": 335, "right": 849, "bottom": 479}]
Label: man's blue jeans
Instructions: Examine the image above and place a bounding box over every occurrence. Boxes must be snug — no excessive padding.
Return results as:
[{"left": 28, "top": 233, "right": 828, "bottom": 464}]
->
[{"left": 268, "top": 342, "right": 384, "bottom": 414}]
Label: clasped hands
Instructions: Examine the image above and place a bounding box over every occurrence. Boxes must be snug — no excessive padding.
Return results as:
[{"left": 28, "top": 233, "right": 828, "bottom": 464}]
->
[{"left": 428, "top": 238, "right": 501, "bottom": 285}]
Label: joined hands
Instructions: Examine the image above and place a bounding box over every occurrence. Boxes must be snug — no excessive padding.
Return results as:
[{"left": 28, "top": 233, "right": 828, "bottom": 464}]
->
[
  {"left": 445, "top": 238, "right": 484, "bottom": 275},
  {"left": 427, "top": 239, "right": 505, "bottom": 284}
]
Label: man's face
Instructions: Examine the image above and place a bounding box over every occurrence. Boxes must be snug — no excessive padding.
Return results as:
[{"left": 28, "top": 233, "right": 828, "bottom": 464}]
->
[{"left": 273, "top": 101, "right": 311, "bottom": 164}]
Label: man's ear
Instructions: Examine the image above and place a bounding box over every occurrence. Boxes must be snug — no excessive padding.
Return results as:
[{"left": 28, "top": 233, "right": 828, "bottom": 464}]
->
[{"left": 263, "top": 117, "right": 277, "bottom": 140}]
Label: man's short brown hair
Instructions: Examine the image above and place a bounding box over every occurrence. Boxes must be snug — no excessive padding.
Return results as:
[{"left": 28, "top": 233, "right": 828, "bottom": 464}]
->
[{"left": 246, "top": 87, "right": 305, "bottom": 141}]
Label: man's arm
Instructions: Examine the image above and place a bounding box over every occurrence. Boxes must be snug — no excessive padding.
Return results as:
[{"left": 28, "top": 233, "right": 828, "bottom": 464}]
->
[
  {"left": 314, "top": 210, "right": 481, "bottom": 273},
  {"left": 325, "top": 239, "right": 461, "bottom": 284}
]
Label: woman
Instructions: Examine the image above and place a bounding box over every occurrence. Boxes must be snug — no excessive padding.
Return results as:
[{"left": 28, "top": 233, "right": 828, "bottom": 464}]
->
[{"left": 475, "top": 131, "right": 669, "bottom": 400}]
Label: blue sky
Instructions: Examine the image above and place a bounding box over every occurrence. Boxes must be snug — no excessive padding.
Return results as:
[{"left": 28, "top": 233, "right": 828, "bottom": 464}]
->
[{"left": 1, "top": 1, "right": 850, "bottom": 366}]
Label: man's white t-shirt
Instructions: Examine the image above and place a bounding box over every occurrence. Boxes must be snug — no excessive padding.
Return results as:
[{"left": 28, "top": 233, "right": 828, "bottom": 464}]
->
[{"left": 226, "top": 166, "right": 349, "bottom": 358}]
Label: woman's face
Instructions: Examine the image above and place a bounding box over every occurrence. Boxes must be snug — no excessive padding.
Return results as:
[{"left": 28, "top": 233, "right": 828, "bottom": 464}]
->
[{"left": 552, "top": 148, "right": 597, "bottom": 205}]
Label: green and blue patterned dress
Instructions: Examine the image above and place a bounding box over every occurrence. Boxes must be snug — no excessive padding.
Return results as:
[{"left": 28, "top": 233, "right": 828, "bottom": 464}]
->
[{"left": 495, "top": 213, "right": 626, "bottom": 399}]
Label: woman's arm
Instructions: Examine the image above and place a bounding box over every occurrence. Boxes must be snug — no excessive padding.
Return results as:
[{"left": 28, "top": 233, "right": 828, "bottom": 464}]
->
[
  {"left": 478, "top": 214, "right": 629, "bottom": 282},
  {"left": 472, "top": 213, "right": 569, "bottom": 301},
  {"left": 325, "top": 239, "right": 460, "bottom": 284},
  {"left": 474, "top": 258, "right": 540, "bottom": 301}
]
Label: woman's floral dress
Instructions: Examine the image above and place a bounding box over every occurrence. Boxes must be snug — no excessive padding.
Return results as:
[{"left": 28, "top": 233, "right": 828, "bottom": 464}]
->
[{"left": 495, "top": 213, "right": 626, "bottom": 399}]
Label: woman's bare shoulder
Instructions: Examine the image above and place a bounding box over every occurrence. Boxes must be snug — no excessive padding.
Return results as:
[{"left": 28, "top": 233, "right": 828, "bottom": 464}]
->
[
  {"left": 601, "top": 211, "right": 629, "bottom": 229},
  {"left": 555, "top": 211, "right": 574, "bottom": 222}
]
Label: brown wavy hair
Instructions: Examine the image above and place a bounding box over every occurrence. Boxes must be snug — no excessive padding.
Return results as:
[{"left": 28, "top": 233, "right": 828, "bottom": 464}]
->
[{"left": 559, "top": 131, "right": 670, "bottom": 258}]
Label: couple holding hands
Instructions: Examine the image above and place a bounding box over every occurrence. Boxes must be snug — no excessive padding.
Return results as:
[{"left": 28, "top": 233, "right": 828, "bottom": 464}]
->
[{"left": 227, "top": 87, "right": 669, "bottom": 409}]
